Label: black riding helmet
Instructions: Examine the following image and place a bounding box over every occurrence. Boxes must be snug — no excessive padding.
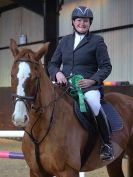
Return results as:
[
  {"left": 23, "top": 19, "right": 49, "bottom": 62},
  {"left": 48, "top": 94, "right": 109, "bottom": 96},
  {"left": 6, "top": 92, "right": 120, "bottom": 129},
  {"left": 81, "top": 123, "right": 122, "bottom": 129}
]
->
[{"left": 71, "top": 6, "right": 93, "bottom": 25}]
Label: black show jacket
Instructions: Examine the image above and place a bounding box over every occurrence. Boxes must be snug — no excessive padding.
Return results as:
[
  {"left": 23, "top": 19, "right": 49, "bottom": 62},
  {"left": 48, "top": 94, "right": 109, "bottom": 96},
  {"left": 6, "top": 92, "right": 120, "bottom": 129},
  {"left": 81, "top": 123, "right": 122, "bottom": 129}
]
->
[{"left": 48, "top": 32, "right": 112, "bottom": 91}]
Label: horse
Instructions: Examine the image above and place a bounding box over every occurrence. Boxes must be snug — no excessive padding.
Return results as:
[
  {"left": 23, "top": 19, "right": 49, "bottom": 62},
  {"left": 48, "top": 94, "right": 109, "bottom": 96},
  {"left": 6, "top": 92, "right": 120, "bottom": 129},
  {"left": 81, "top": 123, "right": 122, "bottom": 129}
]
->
[{"left": 10, "top": 38, "right": 133, "bottom": 177}]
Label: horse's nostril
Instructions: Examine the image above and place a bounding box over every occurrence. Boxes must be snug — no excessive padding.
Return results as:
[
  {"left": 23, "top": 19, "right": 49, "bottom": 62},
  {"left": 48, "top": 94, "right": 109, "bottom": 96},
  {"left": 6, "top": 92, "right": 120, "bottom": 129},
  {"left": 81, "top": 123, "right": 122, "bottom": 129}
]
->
[
  {"left": 12, "top": 115, "right": 15, "bottom": 122},
  {"left": 24, "top": 115, "right": 28, "bottom": 122}
]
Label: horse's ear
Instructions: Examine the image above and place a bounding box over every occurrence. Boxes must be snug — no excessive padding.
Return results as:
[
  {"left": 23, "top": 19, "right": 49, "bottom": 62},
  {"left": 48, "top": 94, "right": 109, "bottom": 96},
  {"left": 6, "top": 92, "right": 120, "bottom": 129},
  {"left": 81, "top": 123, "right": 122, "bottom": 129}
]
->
[
  {"left": 35, "top": 42, "right": 50, "bottom": 61},
  {"left": 10, "top": 39, "right": 19, "bottom": 57}
]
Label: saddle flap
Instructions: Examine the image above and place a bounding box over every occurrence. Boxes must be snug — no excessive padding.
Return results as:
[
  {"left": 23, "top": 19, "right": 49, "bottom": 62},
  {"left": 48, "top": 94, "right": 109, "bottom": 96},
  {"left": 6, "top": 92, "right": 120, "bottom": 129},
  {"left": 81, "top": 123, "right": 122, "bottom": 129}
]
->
[{"left": 74, "top": 101, "right": 97, "bottom": 131}]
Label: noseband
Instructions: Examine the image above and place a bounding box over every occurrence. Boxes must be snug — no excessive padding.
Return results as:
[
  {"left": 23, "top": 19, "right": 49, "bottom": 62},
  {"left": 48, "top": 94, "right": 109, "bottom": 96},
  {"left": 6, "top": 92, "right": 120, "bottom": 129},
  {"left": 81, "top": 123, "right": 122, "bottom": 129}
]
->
[{"left": 12, "top": 58, "right": 40, "bottom": 112}]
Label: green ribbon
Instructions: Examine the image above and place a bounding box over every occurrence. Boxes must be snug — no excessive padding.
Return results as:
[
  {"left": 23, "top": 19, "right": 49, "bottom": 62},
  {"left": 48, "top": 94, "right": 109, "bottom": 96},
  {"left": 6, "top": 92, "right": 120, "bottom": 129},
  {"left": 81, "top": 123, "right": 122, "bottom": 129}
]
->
[{"left": 69, "top": 74, "right": 87, "bottom": 112}]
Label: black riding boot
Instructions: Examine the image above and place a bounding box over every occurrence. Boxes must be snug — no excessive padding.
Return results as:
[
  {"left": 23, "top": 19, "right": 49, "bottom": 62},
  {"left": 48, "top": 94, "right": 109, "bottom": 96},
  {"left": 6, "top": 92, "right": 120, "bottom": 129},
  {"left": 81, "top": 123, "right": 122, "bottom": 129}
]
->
[{"left": 96, "top": 107, "right": 114, "bottom": 161}]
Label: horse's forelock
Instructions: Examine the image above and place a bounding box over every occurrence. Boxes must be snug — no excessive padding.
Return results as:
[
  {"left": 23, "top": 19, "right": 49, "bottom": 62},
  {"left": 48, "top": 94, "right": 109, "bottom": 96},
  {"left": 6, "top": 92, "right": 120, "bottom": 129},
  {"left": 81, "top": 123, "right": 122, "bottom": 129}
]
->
[{"left": 17, "top": 48, "right": 35, "bottom": 60}]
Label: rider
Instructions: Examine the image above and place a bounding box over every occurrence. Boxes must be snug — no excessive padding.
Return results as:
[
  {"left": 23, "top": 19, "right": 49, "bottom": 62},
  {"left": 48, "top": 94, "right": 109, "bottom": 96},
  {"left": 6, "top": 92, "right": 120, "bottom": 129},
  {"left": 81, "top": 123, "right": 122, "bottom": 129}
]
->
[{"left": 48, "top": 6, "right": 113, "bottom": 160}]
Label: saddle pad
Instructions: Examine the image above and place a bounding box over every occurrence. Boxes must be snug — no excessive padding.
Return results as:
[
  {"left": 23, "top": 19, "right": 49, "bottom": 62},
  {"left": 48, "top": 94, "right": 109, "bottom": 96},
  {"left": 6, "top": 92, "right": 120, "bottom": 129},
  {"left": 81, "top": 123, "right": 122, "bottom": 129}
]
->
[
  {"left": 75, "top": 101, "right": 123, "bottom": 132},
  {"left": 102, "top": 102, "right": 123, "bottom": 132}
]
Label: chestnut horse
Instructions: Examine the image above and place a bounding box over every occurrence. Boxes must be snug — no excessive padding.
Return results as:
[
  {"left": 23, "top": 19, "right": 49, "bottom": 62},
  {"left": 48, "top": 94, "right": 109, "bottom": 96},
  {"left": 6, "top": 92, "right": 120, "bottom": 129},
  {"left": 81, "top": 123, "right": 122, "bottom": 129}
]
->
[{"left": 10, "top": 39, "right": 133, "bottom": 177}]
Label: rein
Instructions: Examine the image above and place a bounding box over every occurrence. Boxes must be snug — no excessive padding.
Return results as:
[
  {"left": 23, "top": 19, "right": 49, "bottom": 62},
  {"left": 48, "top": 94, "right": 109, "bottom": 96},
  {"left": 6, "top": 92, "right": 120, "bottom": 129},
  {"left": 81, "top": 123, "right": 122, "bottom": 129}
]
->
[
  {"left": 25, "top": 84, "right": 70, "bottom": 144},
  {"left": 24, "top": 93, "right": 56, "bottom": 145}
]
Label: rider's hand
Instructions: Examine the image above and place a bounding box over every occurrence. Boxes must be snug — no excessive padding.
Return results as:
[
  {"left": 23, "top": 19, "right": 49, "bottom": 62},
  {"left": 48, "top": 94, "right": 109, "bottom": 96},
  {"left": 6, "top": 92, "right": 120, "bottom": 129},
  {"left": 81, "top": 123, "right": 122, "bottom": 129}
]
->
[
  {"left": 56, "top": 72, "right": 67, "bottom": 85},
  {"left": 78, "top": 79, "right": 96, "bottom": 88}
]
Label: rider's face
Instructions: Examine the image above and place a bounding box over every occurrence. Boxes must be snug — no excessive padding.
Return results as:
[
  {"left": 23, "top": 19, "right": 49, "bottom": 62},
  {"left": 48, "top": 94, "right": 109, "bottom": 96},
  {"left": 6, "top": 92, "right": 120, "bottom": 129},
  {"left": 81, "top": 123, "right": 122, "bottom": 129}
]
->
[{"left": 73, "top": 18, "right": 90, "bottom": 34}]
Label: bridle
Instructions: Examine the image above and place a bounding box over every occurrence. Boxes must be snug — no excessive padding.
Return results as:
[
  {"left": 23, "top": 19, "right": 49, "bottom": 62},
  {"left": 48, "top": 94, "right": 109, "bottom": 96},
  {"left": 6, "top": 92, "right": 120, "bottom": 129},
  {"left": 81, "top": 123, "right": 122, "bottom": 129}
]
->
[{"left": 12, "top": 58, "right": 40, "bottom": 112}]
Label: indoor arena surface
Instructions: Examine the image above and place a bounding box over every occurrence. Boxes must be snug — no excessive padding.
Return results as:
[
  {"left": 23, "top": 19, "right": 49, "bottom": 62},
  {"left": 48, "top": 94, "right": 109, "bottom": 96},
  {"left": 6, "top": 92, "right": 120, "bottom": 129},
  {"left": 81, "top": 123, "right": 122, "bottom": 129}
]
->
[{"left": 0, "top": 138, "right": 128, "bottom": 177}]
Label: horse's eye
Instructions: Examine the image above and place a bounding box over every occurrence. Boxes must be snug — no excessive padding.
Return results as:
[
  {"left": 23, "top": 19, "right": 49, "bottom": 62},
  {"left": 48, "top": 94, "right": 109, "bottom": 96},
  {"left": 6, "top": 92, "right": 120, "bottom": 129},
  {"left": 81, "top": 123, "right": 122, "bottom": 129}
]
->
[
  {"left": 11, "top": 74, "right": 17, "bottom": 80},
  {"left": 34, "top": 66, "right": 38, "bottom": 70}
]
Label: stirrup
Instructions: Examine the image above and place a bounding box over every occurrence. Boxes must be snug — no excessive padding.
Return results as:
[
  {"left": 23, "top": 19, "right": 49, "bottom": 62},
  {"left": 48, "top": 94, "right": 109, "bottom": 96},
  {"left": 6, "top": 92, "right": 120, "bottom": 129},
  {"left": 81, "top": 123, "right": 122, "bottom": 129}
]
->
[{"left": 100, "top": 144, "right": 114, "bottom": 161}]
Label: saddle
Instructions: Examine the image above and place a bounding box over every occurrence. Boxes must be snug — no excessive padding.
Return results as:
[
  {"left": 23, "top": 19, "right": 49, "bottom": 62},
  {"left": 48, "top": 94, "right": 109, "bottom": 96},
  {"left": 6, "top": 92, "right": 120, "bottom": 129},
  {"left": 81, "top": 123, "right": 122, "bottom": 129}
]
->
[
  {"left": 74, "top": 99, "right": 123, "bottom": 167},
  {"left": 74, "top": 99, "right": 123, "bottom": 132},
  {"left": 68, "top": 74, "right": 123, "bottom": 131}
]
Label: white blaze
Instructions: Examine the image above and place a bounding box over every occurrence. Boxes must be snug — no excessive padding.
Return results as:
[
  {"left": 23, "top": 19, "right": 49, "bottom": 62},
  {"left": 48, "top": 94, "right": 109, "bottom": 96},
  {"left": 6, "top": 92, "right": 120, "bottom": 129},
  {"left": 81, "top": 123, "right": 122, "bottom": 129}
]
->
[{"left": 13, "top": 62, "right": 31, "bottom": 126}]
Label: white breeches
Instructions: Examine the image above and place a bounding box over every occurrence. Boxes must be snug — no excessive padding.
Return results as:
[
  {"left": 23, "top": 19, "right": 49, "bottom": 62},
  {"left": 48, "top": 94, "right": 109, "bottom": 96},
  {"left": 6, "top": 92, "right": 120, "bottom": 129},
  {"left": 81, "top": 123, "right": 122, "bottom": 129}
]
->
[{"left": 84, "top": 90, "right": 101, "bottom": 116}]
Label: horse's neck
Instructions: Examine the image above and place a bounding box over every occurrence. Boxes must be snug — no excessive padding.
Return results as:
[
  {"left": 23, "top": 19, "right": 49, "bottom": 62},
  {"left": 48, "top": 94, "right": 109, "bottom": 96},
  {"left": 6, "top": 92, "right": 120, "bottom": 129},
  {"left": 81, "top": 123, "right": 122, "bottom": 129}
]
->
[
  {"left": 37, "top": 69, "right": 54, "bottom": 108},
  {"left": 44, "top": 75, "right": 53, "bottom": 98},
  {"left": 28, "top": 71, "right": 55, "bottom": 138}
]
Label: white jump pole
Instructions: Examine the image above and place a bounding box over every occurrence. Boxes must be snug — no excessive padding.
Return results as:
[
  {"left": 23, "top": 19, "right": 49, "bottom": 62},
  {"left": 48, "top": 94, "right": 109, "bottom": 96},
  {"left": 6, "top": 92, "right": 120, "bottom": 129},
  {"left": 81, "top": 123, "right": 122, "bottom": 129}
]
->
[
  {"left": 79, "top": 172, "right": 85, "bottom": 177},
  {"left": 0, "top": 131, "right": 24, "bottom": 138}
]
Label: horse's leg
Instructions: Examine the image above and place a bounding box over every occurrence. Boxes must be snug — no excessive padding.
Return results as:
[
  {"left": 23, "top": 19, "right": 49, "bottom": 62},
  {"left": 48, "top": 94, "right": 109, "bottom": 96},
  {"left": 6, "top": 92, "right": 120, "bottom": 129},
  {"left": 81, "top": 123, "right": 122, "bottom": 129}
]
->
[
  {"left": 57, "top": 165, "right": 79, "bottom": 177},
  {"left": 126, "top": 135, "right": 133, "bottom": 177},
  {"left": 30, "top": 169, "right": 41, "bottom": 177},
  {"left": 30, "top": 169, "right": 53, "bottom": 177},
  {"left": 128, "top": 156, "right": 133, "bottom": 177},
  {"left": 30, "top": 169, "right": 44, "bottom": 177},
  {"left": 107, "top": 153, "right": 125, "bottom": 177}
]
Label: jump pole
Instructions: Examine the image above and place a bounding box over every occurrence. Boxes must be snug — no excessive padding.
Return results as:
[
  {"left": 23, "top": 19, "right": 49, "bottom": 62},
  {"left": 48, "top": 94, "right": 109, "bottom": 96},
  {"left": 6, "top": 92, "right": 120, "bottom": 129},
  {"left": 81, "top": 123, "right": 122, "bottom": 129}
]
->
[
  {"left": 0, "top": 151, "right": 24, "bottom": 159},
  {"left": 0, "top": 131, "right": 24, "bottom": 159},
  {"left": 79, "top": 172, "right": 85, "bottom": 177},
  {"left": 0, "top": 131, "right": 24, "bottom": 138}
]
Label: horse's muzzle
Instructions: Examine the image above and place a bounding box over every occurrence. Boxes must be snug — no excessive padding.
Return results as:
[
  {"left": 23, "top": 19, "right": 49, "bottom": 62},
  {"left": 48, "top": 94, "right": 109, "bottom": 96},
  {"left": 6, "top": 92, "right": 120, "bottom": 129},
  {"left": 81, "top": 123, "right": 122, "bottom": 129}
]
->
[{"left": 12, "top": 114, "right": 29, "bottom": 127}]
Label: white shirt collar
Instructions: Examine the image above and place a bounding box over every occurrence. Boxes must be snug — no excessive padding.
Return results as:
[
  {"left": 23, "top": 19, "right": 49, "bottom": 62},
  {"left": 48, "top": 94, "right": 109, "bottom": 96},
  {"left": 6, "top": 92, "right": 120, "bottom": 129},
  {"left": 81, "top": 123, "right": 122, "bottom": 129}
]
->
[{"left": 74, "top": 32, "right": 85, "bottom": 49}]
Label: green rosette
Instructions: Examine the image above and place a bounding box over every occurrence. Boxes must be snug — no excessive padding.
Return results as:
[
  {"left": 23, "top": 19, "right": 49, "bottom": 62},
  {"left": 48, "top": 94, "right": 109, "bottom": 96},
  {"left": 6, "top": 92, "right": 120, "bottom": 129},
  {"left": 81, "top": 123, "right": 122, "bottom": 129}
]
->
[{"left": 69, "top": 74, "right": 87, "bottom": 112}]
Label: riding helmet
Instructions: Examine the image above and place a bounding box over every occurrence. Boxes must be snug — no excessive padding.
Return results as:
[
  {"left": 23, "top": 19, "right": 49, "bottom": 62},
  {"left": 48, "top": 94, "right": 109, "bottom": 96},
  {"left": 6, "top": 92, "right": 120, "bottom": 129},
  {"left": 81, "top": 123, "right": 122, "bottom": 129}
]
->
[{"left": 71, "top": 6, "right": 93, "bottom": 24}]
